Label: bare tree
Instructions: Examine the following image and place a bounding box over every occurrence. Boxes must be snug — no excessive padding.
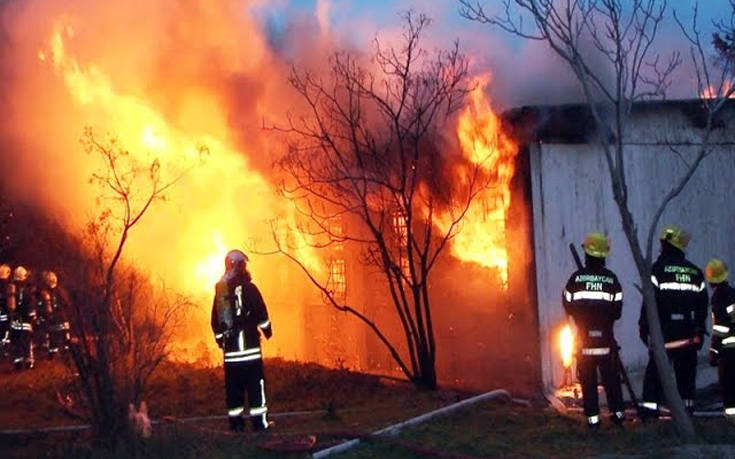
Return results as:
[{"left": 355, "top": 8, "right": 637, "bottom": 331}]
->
[
  {"left": 459, "top": 0, "right": 735, "bottom": 440},
  {"left": 270, "top": 11, "right": 500, "bottom": 389},
  {"left": 64, "top": 129, "right": 196, "bottom": 443}
]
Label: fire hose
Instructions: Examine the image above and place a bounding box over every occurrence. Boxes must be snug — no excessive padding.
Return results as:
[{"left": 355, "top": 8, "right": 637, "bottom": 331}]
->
[{"left": 569, "top": 243, "right": 644, "bottom": 421}]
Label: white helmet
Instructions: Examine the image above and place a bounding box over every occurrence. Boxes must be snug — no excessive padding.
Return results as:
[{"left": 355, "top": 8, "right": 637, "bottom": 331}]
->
[
  {"left": 45, "top": 271, "right": 58, "bottom": 289},
  {"left": 13, "top": 266, "right": 28, "bottom": 282}
]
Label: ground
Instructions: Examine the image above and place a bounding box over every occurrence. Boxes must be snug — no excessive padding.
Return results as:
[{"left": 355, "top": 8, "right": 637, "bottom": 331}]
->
[{"left": 0, "top": 358, "right": 734, "bottom": 458}]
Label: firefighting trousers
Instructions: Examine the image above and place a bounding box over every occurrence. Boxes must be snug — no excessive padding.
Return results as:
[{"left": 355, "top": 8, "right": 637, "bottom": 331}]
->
[
  {"left": 47, "top": 321, "right": 70, "bottom": 355},
  {"left": 577, "top": 353, "right": 624, "bottom": 420},
  {"left": 0, "top": 316, "right": 9, "bottom": 346},
  {"left": 718, "top": 348, "right": 735, "bottom": 415},
  {"left": 642, "top": 346, "right": 697, "bottom": 412},
  {"left": 224, "top": 358, "right": 269, "bottom": 430},
  {"left": 10, "top": 325, "right": 34, "bottom": 366}
]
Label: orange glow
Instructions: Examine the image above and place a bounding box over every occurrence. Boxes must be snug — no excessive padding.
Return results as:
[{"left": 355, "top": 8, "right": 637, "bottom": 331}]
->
[
  {"left": 700, "top": 81, "right": 735, "bottom": 99},
  {"left": 559, "top": 324, "right": 575, "bottom": 369},
  {"left": 441, "top": 75, "right": 518, "bottom": 287},
  {"left": 35, "top": 18, "right": 325, "bottom": 362}
]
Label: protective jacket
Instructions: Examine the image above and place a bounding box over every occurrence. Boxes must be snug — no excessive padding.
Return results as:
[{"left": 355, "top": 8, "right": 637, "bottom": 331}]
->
[
  {"left": 562, "top": 262, "right": 623, "bottom": 353},
  {"left": 639, "top": 243, "right": 708, "bottom": 349},
  {"left": 40, "top": 286, "right": 71, "bottom": 353},
  {"left": 0, "top": 278, "right": 9, "bottom": 343},
  {"left": 711, "top": 281, "right": 735, "bottom": 354},
  {"left": 8, "top": 280, "right": 36, "bottom": 329},
  {"left": 210, "top": 273, "right": 271, "bottom": 364}
]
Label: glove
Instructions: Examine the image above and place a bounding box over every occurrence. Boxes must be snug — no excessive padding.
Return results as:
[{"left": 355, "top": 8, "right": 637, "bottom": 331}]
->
[
  {"left": 709, "top": 350, "right": 719, "bottom": 367},
  {"left": 262, "top": 325, "right": 273, "bottom": 340}
]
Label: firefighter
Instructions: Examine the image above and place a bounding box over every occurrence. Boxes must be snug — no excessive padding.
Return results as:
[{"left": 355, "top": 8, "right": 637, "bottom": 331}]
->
[
  {"left": 0, "top": 264, "right": 11, "bottom": 356},
  {"left": 562, "top": 232, "right": 625, "bottom": 429},
  {"left": 705, "top": 258, "right": 735, "bottom": 418},
  {"left": 211, "top": 250, "right": 273, "bottom": 432},
  {"left": 639, "top": 225, "right": 708, "bottom": 418},
  {"left": 8, "top": 266, "right": 37, "bottom": 369},
  {"left": 39, "top": 271, "right": 71, "bottom": 359}
]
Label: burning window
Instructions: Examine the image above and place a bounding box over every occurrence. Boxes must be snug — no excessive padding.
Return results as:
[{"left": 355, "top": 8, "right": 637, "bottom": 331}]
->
[
  {"left": 392, "top": 211, "right": 411, "bottom": 278},
  {"left": 327, "top": 258, "right": 346, "bottom": 299},
  {"left": 392, "top": 212, "right": 407, "bottom": 246},
  {"left": 326, "top": 217, "right": 346, "bottom": 300}
]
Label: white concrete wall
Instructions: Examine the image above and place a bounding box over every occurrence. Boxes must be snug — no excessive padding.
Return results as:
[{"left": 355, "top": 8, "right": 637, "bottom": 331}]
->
[{"left": 531, "top": 104, "right": 735, "bottom": 390}]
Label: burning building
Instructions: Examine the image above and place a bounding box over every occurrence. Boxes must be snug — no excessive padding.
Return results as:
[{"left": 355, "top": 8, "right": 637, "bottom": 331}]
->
[
  {"left": 0, "top": 0, "right": 539, "bottom": 395},
  {"left": 2, "top": 1, "right": 731, "bottom": 400}
]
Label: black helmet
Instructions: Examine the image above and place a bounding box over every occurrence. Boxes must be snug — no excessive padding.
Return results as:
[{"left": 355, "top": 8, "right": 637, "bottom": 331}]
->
[{"left": 224, "top": 250, "right": 249, "bottom": 272}]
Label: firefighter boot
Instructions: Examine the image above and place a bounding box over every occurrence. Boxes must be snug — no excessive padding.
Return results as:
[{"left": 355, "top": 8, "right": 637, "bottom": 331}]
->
[
  {"left": 610, "top": 411, "right": 625, "bottom": 427},
  {"left": 586, "top": 414, "right": 601, "bottom": 430}
]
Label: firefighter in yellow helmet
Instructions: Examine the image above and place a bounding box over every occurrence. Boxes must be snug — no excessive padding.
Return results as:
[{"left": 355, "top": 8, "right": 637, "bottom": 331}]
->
[
  {"left": 639, "top": 225, "right": 708, "bottom": 418},
  {"left": 211, "top": 250, "right": 273, "bottom": 432},
  {"left": 0, "top": 264, "right": 11, "bottom": 353},
  {"left": 7, "top": 266, "right": 37, "bottom": 369},
  {"left": 705, "top": 259, "right": 735, "bottom": 418},
  {"left": 562, "top": 232, "right": 625, "bottom": 429}
]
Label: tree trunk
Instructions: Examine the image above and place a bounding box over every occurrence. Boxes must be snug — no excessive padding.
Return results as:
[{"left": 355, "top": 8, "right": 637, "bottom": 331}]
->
[{"left": 417, "top": 346, "right": 437, "bottom": 389}]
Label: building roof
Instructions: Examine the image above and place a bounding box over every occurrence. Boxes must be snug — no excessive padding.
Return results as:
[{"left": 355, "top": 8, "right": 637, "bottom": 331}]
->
[{"left": 502, "top": 99, "right": 735, "bottom": 145}]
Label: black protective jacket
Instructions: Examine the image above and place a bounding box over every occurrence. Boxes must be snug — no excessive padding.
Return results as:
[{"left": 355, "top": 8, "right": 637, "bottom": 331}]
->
[
  {"left": 0, "top": 279, "right": 8, "bottom": 323},
  {"left": 639, "top": 243, "right": 708, "bottom": 348},
  {"left": 710, "top": 281, "right": 735, "bottom": 354},
  {"left": 562, "top": 259, "right": 623, "bottom": 351},
  {"left": 8, "top": 280, "right": 36, "bottom": 325},
  {"left": 210, "top": 273, "right": 271, "bottom": 364},
  {"left": 40, "top": 286, "right": 70, "bottom": 329}
]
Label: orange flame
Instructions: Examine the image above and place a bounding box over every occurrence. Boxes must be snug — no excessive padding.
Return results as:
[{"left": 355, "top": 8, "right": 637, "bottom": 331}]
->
[
  {"left": 700, "top": 80, "right": 735, "bottom": 99},
  {"left": 559, "top": 324, "right": 575, "bottom": 369},
  {"left": 36, "top": 18, "right": 324, "bottom": 361},
  {"left": 445, "top": 75, "right": 518, "bottom": 287}
]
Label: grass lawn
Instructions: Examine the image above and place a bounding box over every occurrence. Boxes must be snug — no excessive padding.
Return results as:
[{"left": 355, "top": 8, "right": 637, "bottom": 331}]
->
[
  {"left": 341, "top": 399, "right": 735, "bottom": 458},
  {"left": 1, "top": 358, "right": 733, "bottom": 458}
]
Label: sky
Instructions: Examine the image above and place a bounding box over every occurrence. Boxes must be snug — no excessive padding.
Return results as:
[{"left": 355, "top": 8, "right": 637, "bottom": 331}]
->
[{"left": 251, "top": 0, "right": 730, "bottom": 107}]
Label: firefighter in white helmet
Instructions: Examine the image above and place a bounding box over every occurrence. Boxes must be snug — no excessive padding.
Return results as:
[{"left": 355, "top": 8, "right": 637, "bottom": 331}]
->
[
  {"left": 211, "top": 250, "right": 273, "bottom": 432},
  {"left": 562, "top": 232, "right": 625, "bottom": 429},
  {"left": 0, "top": 264, "right": 12, "bottom": 353},
  {"left": 639, "top": 225, "right": 708, "bottom": 418},
  {"left": 40, "top": 271, "right": 71, "bottom": 358},
  {"left": 8, "top": 265, "right": 37, "bottom": 369},
  {"left": 705, "top": 259, "right": 735, "bottom": 418}
]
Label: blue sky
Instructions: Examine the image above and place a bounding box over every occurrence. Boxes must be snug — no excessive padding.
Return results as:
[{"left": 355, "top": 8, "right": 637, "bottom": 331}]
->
[{"left": 252, "top": 1, "right": 731, "bottom": 106}]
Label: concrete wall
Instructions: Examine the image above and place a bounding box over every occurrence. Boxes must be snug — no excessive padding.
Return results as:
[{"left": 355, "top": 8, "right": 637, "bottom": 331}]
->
[{"left": 530, "top": 103, "right": 735, "bottom": 390}]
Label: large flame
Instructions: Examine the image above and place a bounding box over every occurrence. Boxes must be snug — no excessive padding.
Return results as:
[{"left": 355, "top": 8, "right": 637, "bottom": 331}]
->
[
  {"left": 446, "top": 75, "right": 518, "bottom": 286},
  {"left": 31, "top": 16, "right": 324, "bottom": 361},
  {"left": 559, "top": 323, "right": 575, "bottom": 369}
]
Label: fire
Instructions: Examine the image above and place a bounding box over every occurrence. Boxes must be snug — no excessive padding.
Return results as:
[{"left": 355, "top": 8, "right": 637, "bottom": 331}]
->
[
  {"left": 446, "top": 75, "right": 518, "bottom": 286},
  {"left": 31, "top": 17, "right": 325, "bottom": 361},
  {"left": 700, "top": 80, "right": 735, "bottom": 99},
  {"left": 559, "top": 323, "right": 575, "bottom": 369}
]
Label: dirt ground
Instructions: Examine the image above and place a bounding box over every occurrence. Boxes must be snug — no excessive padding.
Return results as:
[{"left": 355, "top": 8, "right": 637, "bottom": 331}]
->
[{"left": 0, "top": 356, "right": 479, "bottom": 457}]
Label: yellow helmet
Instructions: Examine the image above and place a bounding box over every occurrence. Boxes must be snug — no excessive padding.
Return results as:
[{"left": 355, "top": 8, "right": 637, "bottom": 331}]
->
[
  {"left": 44, "top": 271, "right": 58, "bottom": 289},
  {"left": 582, "top": 232, "right": 610, "bottom": 258},
  {"left": 705, "top": 259, "right": 728, "bottom": 284},
  {"left": 12, "top": 266, "right": 28, "bottom": 282},
  {"left": 660, "top": 225, "right": 690, "bottom": 251},
  {"left": 0, "top": 264, "right": 10, "bottom": 280}
]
